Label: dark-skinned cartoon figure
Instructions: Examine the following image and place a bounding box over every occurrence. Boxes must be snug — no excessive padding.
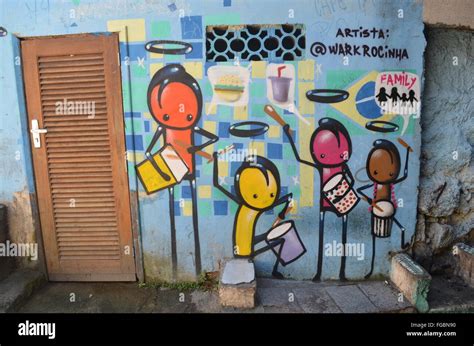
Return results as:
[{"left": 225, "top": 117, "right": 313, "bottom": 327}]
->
[
  {"left": 138, "top": 64, "right": 218, "bottom": 279},
  {"left": 357, "top": 139, "right": 412, "bottom": 278},
  {"left": 283, "top": 118, "right": 359, "bottom": 281},
  {"left": 213, "top": 152, "right": 305, "bottom": 279}
]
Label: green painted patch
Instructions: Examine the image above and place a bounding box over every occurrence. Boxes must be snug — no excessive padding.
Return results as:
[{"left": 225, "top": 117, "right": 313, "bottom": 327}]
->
[
  {"left": 131, "top": 63, "right": 148, "bottom": 78},
  {"left": 218, "top": 105, "right": 233, "bottom": 118},
  {"left": 250, "top": 81, "right": 265, "bottom": 98},
  {"left": 151, "top": 20, "right": 171, "bottom": 38},
  {"left": 123, "top": 82, "right": 149, "bottom": 112},
  {"left": 326, "top": 70, "right": 366, "bottom": 90},
  {"left": 199, "top": 200, "right": 212, "bottom": 217},
  {"left": 205, "top": 14, "right": 242, "bottom": 26},
  {"left": 125, "top": 118, "right": 144, "bottom": 133},
  {"left": 201, "top": 161, "right": 213, "bottom": 176},
  {"left": 251, "top": 103, "right": 266, "bottom": 117}
]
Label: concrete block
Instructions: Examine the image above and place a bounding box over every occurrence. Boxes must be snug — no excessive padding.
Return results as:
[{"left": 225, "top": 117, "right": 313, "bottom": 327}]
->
[
  {"left": 390, "top": 253, "right": 431, "bottom": 313},
  {"left": 0, "top": 269, "right": 46, "bottom": 312},
  {"left": 219, "top": 259, "right": 256, "bottom": 309},
  {"left": 454, "top": 243, "right": 473, "bottom": 287}
]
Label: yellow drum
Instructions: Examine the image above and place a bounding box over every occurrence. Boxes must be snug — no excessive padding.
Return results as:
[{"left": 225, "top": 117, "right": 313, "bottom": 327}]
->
[{"left": 136, "top": 145, "right": 189, "bottom": 194}]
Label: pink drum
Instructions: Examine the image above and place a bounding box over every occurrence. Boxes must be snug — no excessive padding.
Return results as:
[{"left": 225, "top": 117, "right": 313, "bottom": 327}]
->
[
  {"left": 266, "top": 220, "right": 306, "bottom": 266},
  {"left": 323, "top": 173, "right": 360, "bottom": 216}
]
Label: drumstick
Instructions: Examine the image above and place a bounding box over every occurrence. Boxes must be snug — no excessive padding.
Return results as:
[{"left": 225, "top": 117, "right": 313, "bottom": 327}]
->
[
  {"left": 397, "top": 138, "right": 413, "bottom": 152},
  {"left": 271, "top": 205, "right": 293, "bottom": 227},
  {"left": 360, "top": 195, "right": 384, "bottom": 213},
  {"left": 174, "top": 139, "right": 213, "bottom": 161},
  {"left": 264, "top": 104, "right": 294, "bottom": 136},
  {"left": 208, "top": 144, "right": 235, "bottom": 163}
]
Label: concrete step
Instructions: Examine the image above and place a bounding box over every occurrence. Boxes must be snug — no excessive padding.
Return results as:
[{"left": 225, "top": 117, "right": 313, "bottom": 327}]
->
[
  {"left": 0, "top": 269, "right": 46, "bottom": 312},
  {"left": 428, "top": 274, "right": 474, "bottom": 313}
]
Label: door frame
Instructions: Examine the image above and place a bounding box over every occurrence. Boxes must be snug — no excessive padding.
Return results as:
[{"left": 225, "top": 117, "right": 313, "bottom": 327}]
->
[{"left": 16, "top": 32, "right": 144, "bottom": 282}]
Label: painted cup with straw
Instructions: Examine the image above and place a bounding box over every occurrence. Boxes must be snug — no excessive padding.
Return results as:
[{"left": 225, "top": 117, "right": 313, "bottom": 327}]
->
[{"left": 269, "top": 65, "right": 292, "bottom": 103}]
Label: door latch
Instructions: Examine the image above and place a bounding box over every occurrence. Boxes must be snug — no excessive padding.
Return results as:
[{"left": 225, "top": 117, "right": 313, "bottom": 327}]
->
[{"left": 30, "top": 119, "right": 47, "bottom": 148}]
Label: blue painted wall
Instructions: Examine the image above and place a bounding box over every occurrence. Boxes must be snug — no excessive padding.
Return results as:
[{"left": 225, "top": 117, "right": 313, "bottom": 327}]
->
[{"left": 0, "top": 0, "right": 425, "bottom": 281}]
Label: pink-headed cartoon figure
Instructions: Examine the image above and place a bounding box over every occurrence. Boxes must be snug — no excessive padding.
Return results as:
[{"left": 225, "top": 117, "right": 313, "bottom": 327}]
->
[{"left": 283, "top": 118, "right": 359, "bottom": 281}]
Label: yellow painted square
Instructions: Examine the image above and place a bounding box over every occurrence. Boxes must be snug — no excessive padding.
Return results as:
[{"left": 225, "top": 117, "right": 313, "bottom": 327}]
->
[
  {"left": 183, "top": 200, "right": 193, "bottom": 216},
  {"left": 107, "top": 19, "right": 146, "bottom": 42},
  {"left": 298, "top": 60, "right": 315, "bottom": 81},
  {"left": 299, "top": 82, "right": 315, "bottom": 115},
  {"left": 198, "top": 185, "right": 212, "bottom": 199},
  {"left": 150, "top": 52, "right": 164, "bottom": 59},
  {"left": 135, "top": 152, "right": 145, "bottom": 162},
  {"left": 251, "top": 61, "right": 266, "bottom": 78},
  {"left": 183, "top": 62, "right": 203, "bottom": 79},
  {"left": 248, "top": 141, "right": 265, "bottom": 157},
  {"left": 268, "top": 125, "right": 281, "bottom": 138},
  {"left": 203, "top": 121, "right": 216, "bottom": 134},
  {"left": 150, "top": 63, "right": 164, "bottom": 77},
  {"left": 205, "top": 102, "right": 217, "bottom": 115},
  {"left": 218, "top": 161, "right": 229, "bottom": 177},
  {"left": 143, "top": 112, "right": 152, "bottom": 120},
  {"left": 233, "top": 106, "right": 248, "bottom": 120},
  {"left": 299, "top": 118, "right": 315, "bottom": 207}
]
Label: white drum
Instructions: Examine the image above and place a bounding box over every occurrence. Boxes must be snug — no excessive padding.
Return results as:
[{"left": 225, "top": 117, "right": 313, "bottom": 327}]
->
[
  {"left": 265, "top": 220, "right": 306, "bottom": 266},
  {"left": 323, "top": 173, "right": 360, "bottom": 215},
  {"left": 371, "top": 200, "right": 395, "bottom": 237}
]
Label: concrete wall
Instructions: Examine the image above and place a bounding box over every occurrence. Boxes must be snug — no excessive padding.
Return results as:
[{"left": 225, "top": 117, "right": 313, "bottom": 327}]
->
[
  {"left": 0, "top": 0, "right": 426, "bottom": 281},
  {"left": 424, "top": 0, "right": 474, "bottom": 29},
  {"left": 412, "top": 26, "right": 473, "bottom": 273}
]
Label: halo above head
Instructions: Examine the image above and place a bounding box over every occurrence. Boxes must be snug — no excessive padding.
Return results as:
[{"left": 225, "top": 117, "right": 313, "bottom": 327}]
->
[
  {"left": 229, "top": 121, "right": 269, "bottom": 138},
  {"left": 145, "top": 40, "right": 193, "bottom": 55},
  {"left": 306, "top": 89, "right": 349, "bottom": 103},
  {"left": 365, "top": 121, "right": 399, "bottom": 133}
]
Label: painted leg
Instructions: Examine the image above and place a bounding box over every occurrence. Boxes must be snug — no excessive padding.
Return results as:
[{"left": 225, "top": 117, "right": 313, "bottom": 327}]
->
[
  {"left": 393, "top": 217, "right": 408, "bottom": 249},
  {"left": 168, "top": 187, "right": 178, "bottom": 281},
  {"left": 271, "top": 239, "right": 285, "bottom": 280},
  {"left": 313, "top": 211, "right": 325, "bottom": 282},
  {"left": 365, "top": 234, "right": 376, "bottom": 279},
  {"left": 339, "top": 215, "right": 348, "bottom": 281},
  {"left": 190, "top": 179, "right": 202, "bottom": 276}
]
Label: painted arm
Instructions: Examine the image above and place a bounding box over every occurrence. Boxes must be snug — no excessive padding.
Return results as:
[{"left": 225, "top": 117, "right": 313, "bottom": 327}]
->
[
  {"left": 343, "top": 164, "right": 355, "bottom": 187},
  {"left": 188, "top": 126, "right": 219, "bottom": 153},
  {"left": 269, "top": 193, "right": 293, "bottom": 220},
  {"left": 145, "top": 127, "right": 171, "bottom": 181},
  {"left": 393, "top": 147, "right": 410, "bottom": 184},
  {"left": 212, "top": 152, "right": 239, "bottom": 203},
  {"left": 357, "top": 183, "right": 374, "bottom": 204},
  {"left": 282, "top": 124, "right": 318, "bottom": 168}
]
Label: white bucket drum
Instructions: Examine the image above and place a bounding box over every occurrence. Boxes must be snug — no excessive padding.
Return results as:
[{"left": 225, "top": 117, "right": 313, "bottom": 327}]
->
[
  {"left": 323, "top": 173, "right": 360, "bottom": 215},
  {"left": 265, "top": 220, "right": 306, "bottom": 266},
  {"left": 371, "top": 200, "right": 395, "bottom": 238}
]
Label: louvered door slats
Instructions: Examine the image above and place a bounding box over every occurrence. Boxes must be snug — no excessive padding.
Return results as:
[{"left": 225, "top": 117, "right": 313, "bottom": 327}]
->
[{"left": 22, "top": 35, "right": 136, "bottom": 281}]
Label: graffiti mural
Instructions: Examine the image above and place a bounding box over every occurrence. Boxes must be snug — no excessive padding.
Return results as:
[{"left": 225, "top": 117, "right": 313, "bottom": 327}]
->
[
  {"left": 137, "top": 60, "right": 218, "bottom": 278},
  {"left": 102, "top": 0, "right": 426, "bottom": 282},
  {"left": 357, "top": 138, "right": 412, "bottom": 278}
]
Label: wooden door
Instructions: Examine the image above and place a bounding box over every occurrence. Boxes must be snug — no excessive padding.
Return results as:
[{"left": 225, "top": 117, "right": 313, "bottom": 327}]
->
[{"left": 21, "top": 34, "right": 136, "bottom": 281}]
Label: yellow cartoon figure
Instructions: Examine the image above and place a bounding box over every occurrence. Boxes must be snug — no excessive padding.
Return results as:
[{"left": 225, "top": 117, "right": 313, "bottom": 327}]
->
[{"left": 213, "top": 152, "right": 305, "bottom": 279}]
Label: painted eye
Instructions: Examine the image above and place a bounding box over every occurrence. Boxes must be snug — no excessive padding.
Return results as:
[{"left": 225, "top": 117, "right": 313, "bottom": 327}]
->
[
  {"left": 187, "top": 114, "right": 193, "bottom": 121},
  {"left": 320, "top": 154, "right": 326, "bottom": 158},
  {"left": 163, "top": 114, "right": 170, "bottom": 121},
  {"left": 340, "top": 153, "right": 345, "bottom": 159},
  {"left": 373, "top": 170, "right": 378, "bottom": 175},
  {"left": 389, "top": 172, "right": 394, "bottom": 177},
  {"left": 253, "top": 194, "right": 258, "bottom": 199},
  {"left": 270, "top": 193, "right": 275, "bottom": 198}
]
